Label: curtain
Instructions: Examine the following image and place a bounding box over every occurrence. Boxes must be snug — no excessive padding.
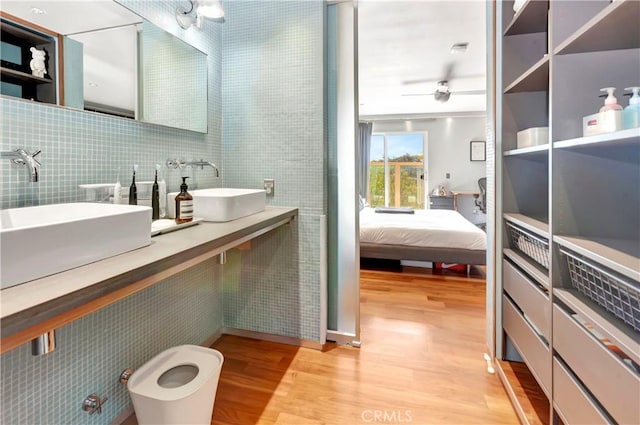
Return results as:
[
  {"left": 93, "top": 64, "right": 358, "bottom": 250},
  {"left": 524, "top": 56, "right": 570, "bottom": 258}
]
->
[{"left": 357, "top": 121, "right": 373, "bottom": 199}]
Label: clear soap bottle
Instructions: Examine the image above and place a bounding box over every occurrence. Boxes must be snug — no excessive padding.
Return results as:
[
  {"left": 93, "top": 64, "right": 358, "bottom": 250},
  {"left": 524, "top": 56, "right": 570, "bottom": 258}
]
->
[{"left": 175, "top": 177, "right": 193, "bottom": 224}]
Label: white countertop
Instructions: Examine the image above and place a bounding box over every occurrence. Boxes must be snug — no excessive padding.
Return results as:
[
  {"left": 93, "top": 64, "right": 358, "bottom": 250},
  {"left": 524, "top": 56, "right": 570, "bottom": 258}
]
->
[{"left": 1, "top": 207, "right": 297, "bottom": 340}]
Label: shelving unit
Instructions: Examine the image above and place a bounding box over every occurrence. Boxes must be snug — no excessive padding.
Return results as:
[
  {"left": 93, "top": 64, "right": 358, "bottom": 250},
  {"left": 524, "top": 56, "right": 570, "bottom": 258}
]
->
[
  {"left": 495, "top": 1, "right": 640, "bottom": 424},
  {"left": 0, "top": 17, "right": 57, "bottom": 104}
]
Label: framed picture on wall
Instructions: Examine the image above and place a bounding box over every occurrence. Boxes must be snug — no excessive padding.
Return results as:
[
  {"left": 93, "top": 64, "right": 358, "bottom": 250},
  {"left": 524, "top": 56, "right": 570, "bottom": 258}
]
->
[{"left": 470, "top": 140, "right": 486, "bottom": 161}]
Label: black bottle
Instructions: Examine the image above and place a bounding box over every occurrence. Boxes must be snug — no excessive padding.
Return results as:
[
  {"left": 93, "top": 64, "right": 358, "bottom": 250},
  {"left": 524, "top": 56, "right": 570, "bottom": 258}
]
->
[
  {"left": 152, "top": 170, "right": 160, "bottom": 220},
  {"left": 128, "top": 168, "right": 137, "bottom": 205}
]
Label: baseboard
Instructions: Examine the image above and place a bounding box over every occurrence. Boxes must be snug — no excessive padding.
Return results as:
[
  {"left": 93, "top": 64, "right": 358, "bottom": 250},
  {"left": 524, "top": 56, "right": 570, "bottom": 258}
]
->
[
  {"left": 110, "top": 405, "right": 134, "bottom": 425},
  {"left": 201, "top": 329, "right": 224, "bottom": 348},
  {"left": 326, "top": 330, "right": 360, "bottom": 346},
  {"left": 222, "top": 327, "right": 323, "bottom": 350}
]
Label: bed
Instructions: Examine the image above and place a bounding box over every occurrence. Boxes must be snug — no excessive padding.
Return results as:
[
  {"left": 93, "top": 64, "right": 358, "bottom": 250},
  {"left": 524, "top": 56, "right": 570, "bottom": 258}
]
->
[{"left": 359, "top": 207, "right": 487, "bottom": 265}]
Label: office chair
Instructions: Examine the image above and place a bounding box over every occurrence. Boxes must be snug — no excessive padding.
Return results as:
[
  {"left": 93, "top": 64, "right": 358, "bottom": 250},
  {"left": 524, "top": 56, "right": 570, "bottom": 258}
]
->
[{"left": 475, "top": 177, "right": 487, "bottom": 214}]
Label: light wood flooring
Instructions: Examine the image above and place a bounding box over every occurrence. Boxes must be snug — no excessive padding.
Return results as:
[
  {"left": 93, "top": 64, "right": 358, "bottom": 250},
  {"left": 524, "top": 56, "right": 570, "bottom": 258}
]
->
[{"left": 208, "top": 266, "right": 519, "bottom": 424}]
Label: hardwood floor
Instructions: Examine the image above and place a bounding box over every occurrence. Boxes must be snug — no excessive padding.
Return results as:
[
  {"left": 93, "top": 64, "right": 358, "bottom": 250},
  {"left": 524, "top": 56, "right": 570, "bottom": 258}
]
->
[
  {"left": 496, "top": 360, "right": 550, "bottom": 425},
  {"left": 208, "top": 267, "right": 519, "bottom": 424}
]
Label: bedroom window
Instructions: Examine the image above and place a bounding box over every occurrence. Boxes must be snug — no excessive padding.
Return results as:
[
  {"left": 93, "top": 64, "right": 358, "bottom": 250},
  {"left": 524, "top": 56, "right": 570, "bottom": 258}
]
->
[{"left": 369, "top": 133, "right": 427, "bottom": 209}]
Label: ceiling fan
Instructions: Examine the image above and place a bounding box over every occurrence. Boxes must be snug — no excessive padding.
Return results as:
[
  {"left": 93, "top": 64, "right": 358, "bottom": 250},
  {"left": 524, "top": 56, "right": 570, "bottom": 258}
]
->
[{"left": 402, "top": 63, "right": 485, "bottom": 103}]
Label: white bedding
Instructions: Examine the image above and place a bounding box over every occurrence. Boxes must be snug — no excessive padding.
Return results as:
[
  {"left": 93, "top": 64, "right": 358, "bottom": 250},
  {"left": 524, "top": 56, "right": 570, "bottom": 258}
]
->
[{"left": 359, "top": 207, "right": 486, "bottom": 251}]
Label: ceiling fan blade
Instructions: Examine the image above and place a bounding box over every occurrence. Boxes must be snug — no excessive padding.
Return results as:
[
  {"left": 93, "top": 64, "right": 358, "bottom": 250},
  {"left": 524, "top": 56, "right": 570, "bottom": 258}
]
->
[
  {"left": 401, "top": 92, "right": 435, "bottom": 97},
  {"left": 403, "top": 90, "right": 484, "bottom": 97},
  {"left": 443, "top": 62, "right": 455, "bottom": 81},
  {"left": 451, "top": 89, "right": 486, "bottom": 95},
  {"left": 402, "top": 78, "right": 440, "bottom": 86}
]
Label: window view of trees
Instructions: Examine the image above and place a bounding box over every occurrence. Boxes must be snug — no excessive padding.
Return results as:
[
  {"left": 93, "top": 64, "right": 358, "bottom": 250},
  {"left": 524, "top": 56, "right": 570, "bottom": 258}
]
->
[{"left": 368, "top": 134, "right": 425, "bottom": 209}]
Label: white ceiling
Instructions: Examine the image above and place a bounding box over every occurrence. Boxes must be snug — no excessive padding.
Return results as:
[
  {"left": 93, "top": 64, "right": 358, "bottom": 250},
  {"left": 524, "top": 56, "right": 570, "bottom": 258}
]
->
[
  {"left": 3, "top": 0, "right": 487, "bottom": 117},
  {"left": 358, "top": 0, "right": 487, "bottom": 118}
]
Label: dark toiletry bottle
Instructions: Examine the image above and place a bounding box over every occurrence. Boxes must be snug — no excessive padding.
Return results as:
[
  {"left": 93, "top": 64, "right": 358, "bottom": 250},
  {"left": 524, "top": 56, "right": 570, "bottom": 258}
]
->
[
  {"left": 128, "top": 167, "right": 137, "bottom": 205},
  {"left": 175, "top": 177, "right": 193, "bottom": 224},
  {"left": 152, "top": 170, "right": 160, "bottom": 220}
]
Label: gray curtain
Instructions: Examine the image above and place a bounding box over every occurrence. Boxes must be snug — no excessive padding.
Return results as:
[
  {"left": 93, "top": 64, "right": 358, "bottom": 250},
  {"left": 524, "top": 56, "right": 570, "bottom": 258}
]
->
[{"left": 357, "top": 121, "right": 373, "bottom": 199}]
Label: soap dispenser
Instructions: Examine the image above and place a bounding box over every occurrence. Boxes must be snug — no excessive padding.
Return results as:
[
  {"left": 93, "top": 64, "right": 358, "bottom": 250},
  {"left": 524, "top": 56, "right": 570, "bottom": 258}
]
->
[
  {"left": 623, "top": 86, "right": 640, "bottom": 129},
  {"left": 175, "top": 177, "right": 193, "bottom": 224},
  {"left": 128, "top": 164, "right": 138, "bottom": 205},
  {"left": 600, "top": 87, "right": 623, "bottom": 112}
]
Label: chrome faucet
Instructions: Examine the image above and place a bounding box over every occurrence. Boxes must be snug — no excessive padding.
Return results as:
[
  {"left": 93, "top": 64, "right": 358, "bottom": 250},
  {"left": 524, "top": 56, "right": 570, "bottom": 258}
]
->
[
  {"left": 166, "top": 158, "right": 219, "bottom": 177},
  {"left": 1, "top": 148, "right": 41, "bottom": 182},
  {"left": 185, "top": 160, "right": 219, "bottom": 177}
]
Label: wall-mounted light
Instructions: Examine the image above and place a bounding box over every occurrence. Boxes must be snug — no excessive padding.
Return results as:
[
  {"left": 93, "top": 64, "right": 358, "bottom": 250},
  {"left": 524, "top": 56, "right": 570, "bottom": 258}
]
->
[{"left": 176, "top": 0, "right": 225, "bottom": 29}]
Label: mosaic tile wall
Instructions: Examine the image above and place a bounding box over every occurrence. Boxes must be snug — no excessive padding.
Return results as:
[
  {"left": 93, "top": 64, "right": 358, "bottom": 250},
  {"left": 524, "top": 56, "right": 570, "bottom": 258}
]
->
[
  {"left": 1, "top": 0, "right": 223, "bottom": 209},
  {"left": 221, "top": 0, "right": 325, "bottom": 342},
  {"left": 1, "top": 0, "right": 328, "bottom": 422},
  {"left": 0, "top": 261, "right": 223, "bottom": 425},
  {"left": 0, "top": 1, "right": 225, "bottom": 424},
  {"left": 141, "top": 21, "right": 208, "bottom": 133}
]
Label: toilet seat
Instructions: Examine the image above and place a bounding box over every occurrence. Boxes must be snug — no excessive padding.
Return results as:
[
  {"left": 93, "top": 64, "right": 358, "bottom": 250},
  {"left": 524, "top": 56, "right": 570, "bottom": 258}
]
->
[{"left": 128, "top": 345, "right": 224, "bottom": 402}]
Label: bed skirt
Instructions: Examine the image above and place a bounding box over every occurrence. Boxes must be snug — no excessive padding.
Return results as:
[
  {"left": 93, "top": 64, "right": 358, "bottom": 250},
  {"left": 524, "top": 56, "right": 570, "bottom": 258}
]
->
[{"left": 360, "top": 242, "right": 486, "bottom": 265}]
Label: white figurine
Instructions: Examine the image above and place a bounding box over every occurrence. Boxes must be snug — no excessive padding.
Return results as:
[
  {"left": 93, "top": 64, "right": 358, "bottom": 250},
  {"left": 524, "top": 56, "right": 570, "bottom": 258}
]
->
[{"left": 29, "top": 47, "right": 47, "bottom": 78}]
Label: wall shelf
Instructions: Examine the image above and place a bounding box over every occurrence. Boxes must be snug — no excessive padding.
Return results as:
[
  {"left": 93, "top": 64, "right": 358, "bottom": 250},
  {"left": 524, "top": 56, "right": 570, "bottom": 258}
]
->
[
  {"left": 504, "top": 213, "right": 549, "bottom": 239},
  {"left": 554, "top": 0, "right": 640, "bottom": 55},
  {"left": 504, "top": 0, "right": 549, "bottom": 36},
  {"left": 504, "top": 144, "right": 549, "bottom": 158},
  {"left": 504, "top": 56, "right": 549, "bottom": 94},
  {"left": 553, "top": 128, "right": 640, "bottom": 150},
  {"left": 1, "top": 66, "right": 52, "bottom": 84},
  {"left": 0, "top": 18, "right": 57, "bottom": 104}
]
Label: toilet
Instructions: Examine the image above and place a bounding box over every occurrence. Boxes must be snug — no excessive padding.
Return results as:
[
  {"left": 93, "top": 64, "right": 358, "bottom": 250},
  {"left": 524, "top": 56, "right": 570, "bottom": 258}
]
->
[{"left": 127, "top": 345, "right": 224, "bottom": 425}]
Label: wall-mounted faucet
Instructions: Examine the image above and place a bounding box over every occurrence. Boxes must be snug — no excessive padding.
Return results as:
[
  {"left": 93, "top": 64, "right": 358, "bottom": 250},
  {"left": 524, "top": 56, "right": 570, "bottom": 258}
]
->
[
  {"left": 2, "top": 148, "right": 41, "bottom": 182},
  {"left": 166, "top": 158, "right": 219, "bottom": 177}
]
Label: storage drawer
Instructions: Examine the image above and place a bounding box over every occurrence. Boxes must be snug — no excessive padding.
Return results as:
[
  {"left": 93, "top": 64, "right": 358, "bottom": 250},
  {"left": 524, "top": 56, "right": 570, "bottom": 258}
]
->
[
  {"left": 553, "top": 357, "right": 611, "bottom": 425},
  {"left": 503, "top": 259, "right": 549, "bottom": 340},
  {"left": 553, "top": 304, "right": 640, "bottom": 425},
  {"left": 502, "top": 295, "right": 550, "bottom": 395}
]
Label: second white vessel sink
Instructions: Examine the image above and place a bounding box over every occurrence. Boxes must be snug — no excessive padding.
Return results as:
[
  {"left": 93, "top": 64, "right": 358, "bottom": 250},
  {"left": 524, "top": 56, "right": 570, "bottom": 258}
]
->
[
  {"left": 193, "top": 188, "right": 266, "bottom": 222},
  {"left": 0, "top": 203, "right": 152, "bottom": 289}
]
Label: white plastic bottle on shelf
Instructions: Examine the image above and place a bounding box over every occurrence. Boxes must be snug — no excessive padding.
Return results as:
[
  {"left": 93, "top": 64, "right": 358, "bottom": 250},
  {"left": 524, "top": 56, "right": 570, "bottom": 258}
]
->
[
  {"left": 513, "top": 0, "right": 526, "bottom": 13},
  {"left": 623, "top": 86, "right": 640, "bottom": 129}
]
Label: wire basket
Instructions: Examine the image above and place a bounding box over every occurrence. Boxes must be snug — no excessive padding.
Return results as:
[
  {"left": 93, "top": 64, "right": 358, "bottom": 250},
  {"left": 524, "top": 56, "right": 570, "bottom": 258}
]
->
[
  {"left": 506, "top": 221, "right": 549, "bottom": 269},
  {"left": 561, "top": 248, "right": 640, "bottom": 333}
]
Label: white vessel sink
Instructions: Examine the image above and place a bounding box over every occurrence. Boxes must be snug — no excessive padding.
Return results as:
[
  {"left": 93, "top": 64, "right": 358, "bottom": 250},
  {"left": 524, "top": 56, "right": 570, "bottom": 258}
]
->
[
  {"left": 193, "top": 188, "right": 266, "bottom": 222},
  {"left": 0, "top": 203, "right": 152, "bottom": 289},
  {"left": 167, "top": 188, "right": 266, "bottom": 222}
]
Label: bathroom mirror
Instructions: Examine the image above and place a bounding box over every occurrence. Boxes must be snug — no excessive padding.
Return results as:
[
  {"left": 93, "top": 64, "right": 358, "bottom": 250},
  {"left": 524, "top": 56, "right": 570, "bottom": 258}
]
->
[{"left": 0, "top": 1, "right": 208, "bottom": 133}]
